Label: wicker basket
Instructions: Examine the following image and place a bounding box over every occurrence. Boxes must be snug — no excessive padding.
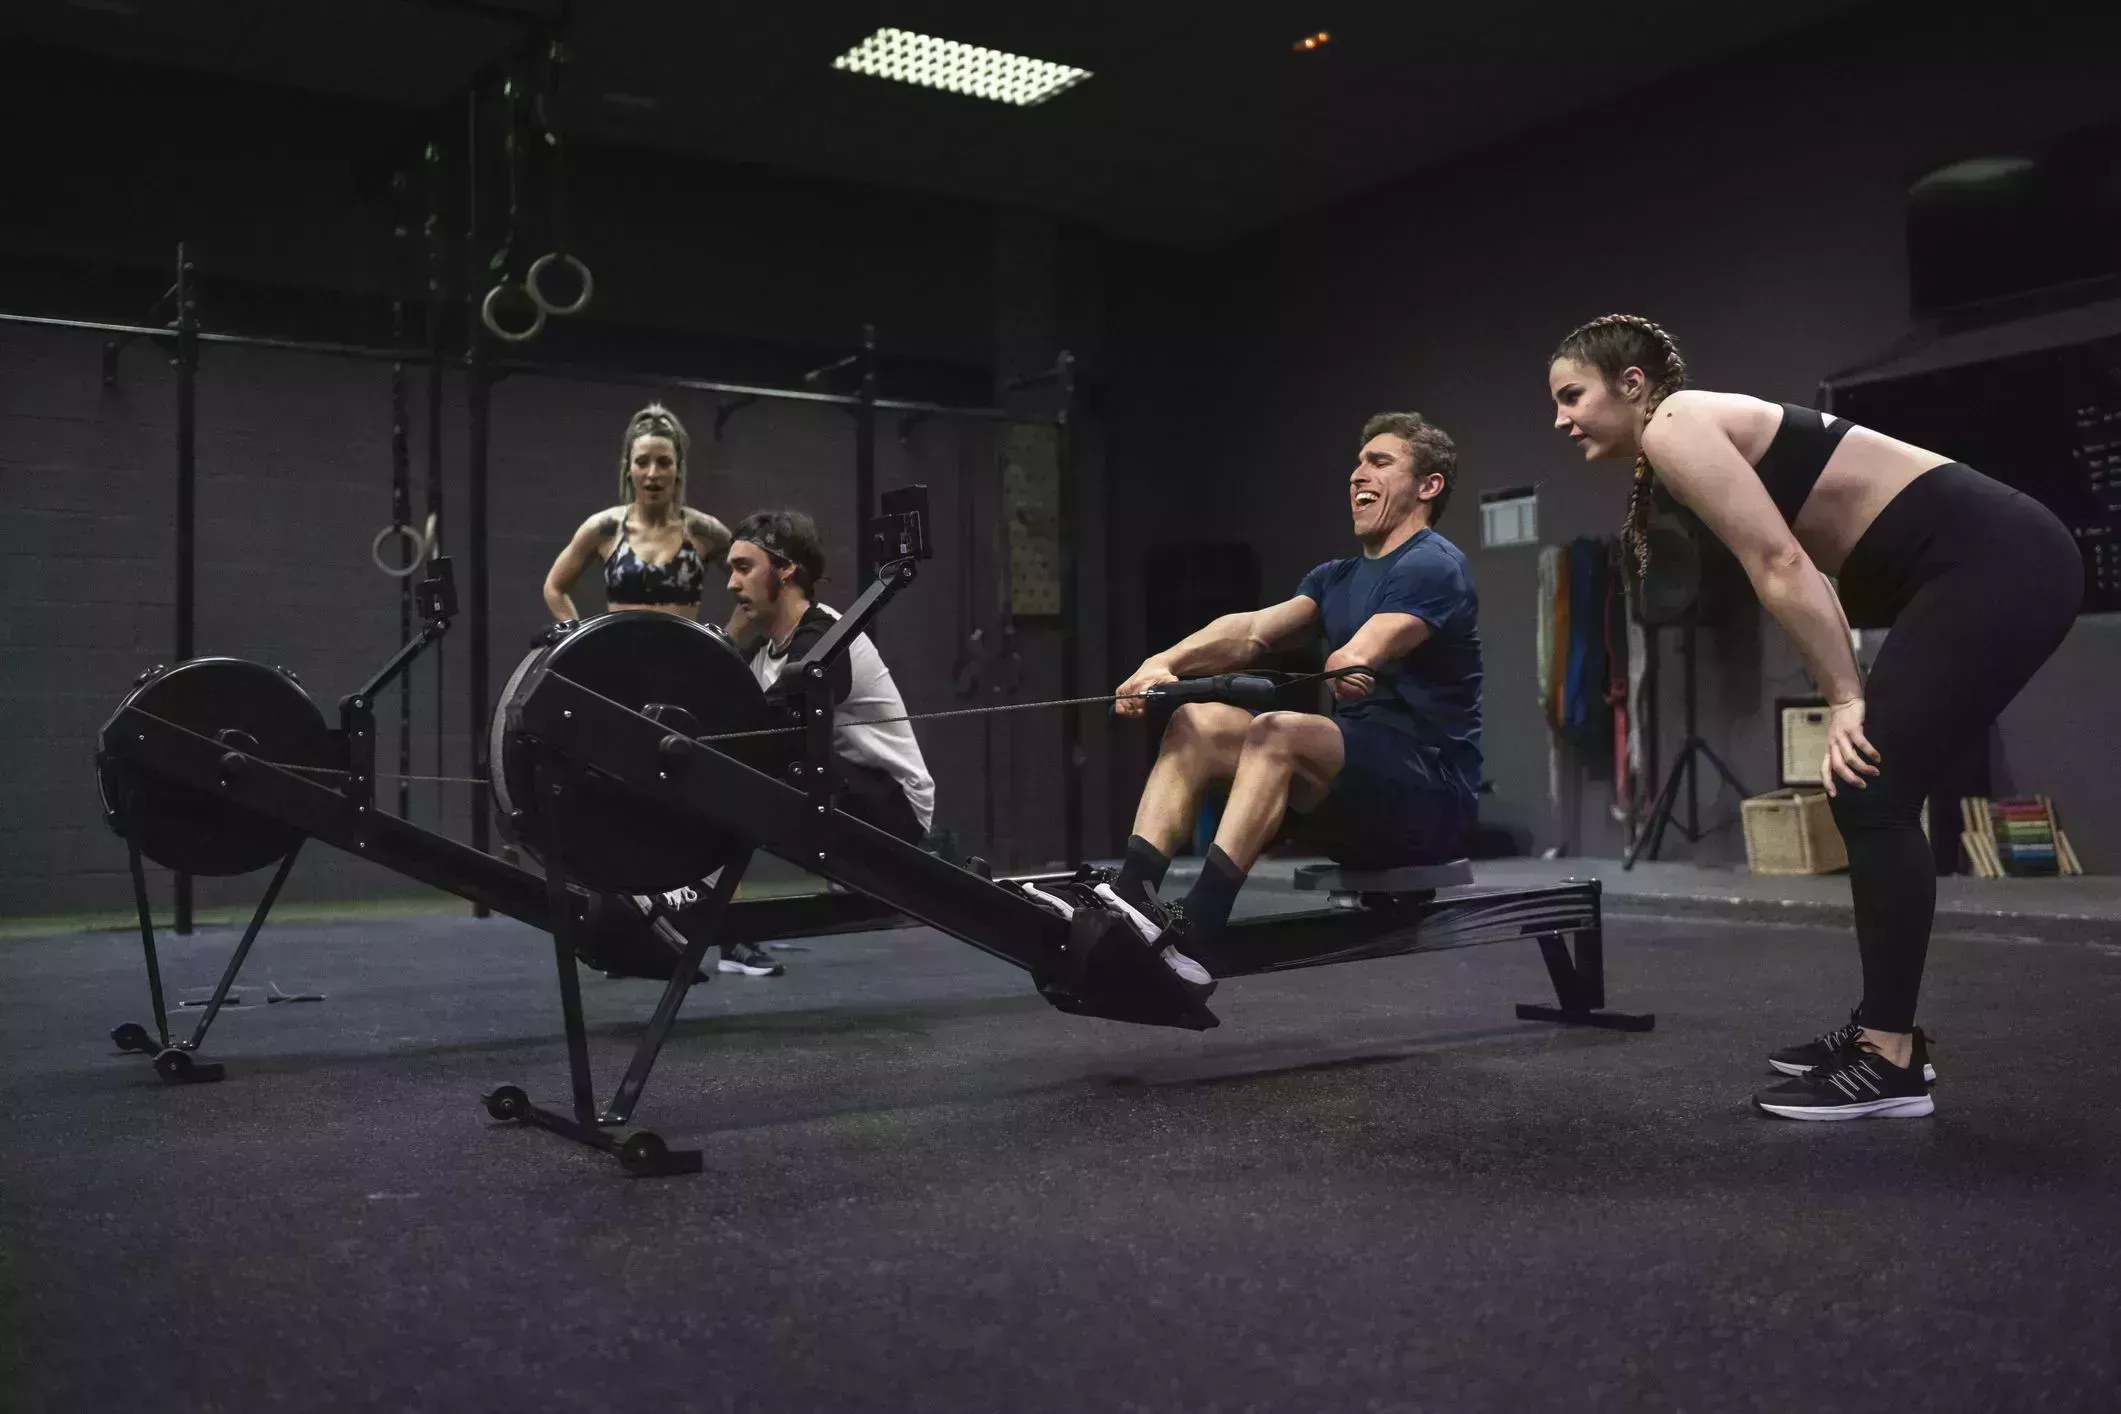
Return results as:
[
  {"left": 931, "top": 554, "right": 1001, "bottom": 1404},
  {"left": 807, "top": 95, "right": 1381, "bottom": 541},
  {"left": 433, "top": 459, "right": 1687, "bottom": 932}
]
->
[{"left": 1741, "top": 789, "right": 1849, "bottom": 876}]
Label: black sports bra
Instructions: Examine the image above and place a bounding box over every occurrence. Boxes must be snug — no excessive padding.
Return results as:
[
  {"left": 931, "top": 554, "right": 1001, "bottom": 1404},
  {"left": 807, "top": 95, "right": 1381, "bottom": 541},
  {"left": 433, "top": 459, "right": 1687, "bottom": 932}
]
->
[
  {"left": 1754, "top": 402, "right": 1855, "bottom": 526},
  {"left": 603, "top": 514, "right": 705, "bottom": 607}
]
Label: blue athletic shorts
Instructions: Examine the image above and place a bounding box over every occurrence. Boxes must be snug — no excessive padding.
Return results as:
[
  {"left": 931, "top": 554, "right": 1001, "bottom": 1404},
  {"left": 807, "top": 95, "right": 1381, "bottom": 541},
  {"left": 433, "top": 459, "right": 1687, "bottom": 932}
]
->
[{"left": 1294, "top": 715, "right": 1473, "bottom": 868}]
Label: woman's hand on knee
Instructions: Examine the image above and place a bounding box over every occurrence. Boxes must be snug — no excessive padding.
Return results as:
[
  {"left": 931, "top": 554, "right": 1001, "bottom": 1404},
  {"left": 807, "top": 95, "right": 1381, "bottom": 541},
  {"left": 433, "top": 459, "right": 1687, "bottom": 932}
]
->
[{"left": 1821, "top": 697, "right": 1882, "bottom": 796}]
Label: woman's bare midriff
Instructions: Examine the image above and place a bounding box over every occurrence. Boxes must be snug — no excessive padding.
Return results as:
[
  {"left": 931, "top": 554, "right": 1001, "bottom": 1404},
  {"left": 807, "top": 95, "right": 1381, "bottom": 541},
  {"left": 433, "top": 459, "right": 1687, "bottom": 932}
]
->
[
  {"left": 607, "top": 602, "right": 698, "bottom": 619},
  {"left": 1711, "top": 394, "right": 1953, "bottom": 576}
]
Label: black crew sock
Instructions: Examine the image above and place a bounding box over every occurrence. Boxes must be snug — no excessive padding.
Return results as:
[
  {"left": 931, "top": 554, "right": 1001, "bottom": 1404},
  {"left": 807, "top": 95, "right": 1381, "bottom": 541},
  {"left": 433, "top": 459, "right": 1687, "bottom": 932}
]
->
[
  {"left": 1180, "top": 846, "right": 1247, "bottom": 951},
  {"left": 1113, "top": 835, "right": 1172, "bottom": 909}
]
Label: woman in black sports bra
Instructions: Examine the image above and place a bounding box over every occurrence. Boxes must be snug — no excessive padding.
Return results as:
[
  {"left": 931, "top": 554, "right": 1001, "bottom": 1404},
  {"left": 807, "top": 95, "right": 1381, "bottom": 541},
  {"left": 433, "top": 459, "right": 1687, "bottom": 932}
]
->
[
  {"left": 1547, "top": 314, "right": 2082, "bottom": 1124},
  {"left": 542, "top": 403, "right": 737, "bottom": 626},
  {"left": 538, "top": 405, "right": 782, "bottom": 978}
]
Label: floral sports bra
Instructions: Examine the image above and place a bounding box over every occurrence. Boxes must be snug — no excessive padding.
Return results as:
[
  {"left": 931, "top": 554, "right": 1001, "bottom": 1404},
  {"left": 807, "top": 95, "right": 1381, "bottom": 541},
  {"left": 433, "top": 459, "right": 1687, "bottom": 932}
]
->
[{"left": 603, "top": 515, "right": 705, "bottom": 607}]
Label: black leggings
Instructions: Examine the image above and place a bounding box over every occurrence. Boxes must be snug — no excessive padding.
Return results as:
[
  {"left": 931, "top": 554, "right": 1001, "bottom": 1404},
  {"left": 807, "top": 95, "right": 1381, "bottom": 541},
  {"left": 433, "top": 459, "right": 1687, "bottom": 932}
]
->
[{"left": 1829, "top": 462, "right": 2083, "bottom": 1032}]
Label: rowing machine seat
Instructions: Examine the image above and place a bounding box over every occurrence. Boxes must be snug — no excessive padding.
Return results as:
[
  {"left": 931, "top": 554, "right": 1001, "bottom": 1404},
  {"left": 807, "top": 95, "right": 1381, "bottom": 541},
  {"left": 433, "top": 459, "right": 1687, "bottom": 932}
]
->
[{"left": 1292, "top": 858, "right": 1475, "bottom": 903}]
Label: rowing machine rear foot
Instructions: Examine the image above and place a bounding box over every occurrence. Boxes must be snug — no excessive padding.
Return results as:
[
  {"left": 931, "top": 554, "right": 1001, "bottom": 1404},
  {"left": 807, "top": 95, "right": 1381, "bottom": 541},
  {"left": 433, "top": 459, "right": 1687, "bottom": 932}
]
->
[{"left": 1515, "top": 1003, "right": 1655, "bottom": 1032}]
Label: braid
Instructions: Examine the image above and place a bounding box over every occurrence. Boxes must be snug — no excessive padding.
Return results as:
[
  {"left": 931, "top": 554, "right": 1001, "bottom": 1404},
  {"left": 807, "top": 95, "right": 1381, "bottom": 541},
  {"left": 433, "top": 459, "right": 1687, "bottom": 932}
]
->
[
  {"left": 1621, "top": 461, "right": 1657, "bottom": 587},
  {"left": 1553, "top": 313, "right": 1688, "bottom": 589}
]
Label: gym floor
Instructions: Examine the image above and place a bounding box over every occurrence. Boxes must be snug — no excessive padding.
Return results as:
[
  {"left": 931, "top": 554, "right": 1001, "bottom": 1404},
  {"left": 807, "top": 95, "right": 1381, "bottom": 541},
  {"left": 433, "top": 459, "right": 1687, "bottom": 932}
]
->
[{"left": 4, "top": 880, "right": 2119, "bottom": 1412}]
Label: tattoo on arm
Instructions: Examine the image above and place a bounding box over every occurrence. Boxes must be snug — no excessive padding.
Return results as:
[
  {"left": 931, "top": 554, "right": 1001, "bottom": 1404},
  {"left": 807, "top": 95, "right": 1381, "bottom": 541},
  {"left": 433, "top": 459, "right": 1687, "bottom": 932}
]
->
[{"left": 691, "top": 513, "right": 733, "bottom": 567}]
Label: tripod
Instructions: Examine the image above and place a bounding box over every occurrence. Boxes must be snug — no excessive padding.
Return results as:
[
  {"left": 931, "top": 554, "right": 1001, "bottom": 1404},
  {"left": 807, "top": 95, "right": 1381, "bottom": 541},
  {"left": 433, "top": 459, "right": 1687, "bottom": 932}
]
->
[{"left": 1623, "top": 618, "right": 1750, "bottom": 869}]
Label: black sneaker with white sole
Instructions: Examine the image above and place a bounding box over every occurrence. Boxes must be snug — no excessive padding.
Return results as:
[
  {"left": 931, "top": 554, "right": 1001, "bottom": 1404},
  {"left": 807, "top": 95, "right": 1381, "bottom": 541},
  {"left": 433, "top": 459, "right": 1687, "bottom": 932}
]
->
[
  {"left": 718, "top": 942, "right": 785, "bottom": 977},
  {"left": 1753, "top": 1034, "right": 1934, "bottom": 1121},
  {"left": 1011, "top": 876, "right": 1215, "bottom": 996},
  {"left": 604, "top": 894, "right": 707, "bottom": 983},
  {"left": 1769, "top": 1006, "right": 1937, "bottom": 1083},
  {"left": 1088, "top": 879, "right": 1215, "bottom": 994}
]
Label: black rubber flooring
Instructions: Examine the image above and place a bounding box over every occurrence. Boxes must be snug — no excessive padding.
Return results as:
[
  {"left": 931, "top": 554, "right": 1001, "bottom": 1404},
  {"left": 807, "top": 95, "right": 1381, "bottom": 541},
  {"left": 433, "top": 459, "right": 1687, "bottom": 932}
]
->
[{"left": 3, "top": 893, "right": 2119, "bottom": 1412}]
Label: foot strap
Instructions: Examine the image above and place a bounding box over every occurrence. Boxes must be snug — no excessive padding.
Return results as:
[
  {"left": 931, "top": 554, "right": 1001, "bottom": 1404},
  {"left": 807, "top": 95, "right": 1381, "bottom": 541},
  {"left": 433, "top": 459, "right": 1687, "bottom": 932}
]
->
[{"left": 1033, "top": 906, "right": 1219, "bottom": 1032}]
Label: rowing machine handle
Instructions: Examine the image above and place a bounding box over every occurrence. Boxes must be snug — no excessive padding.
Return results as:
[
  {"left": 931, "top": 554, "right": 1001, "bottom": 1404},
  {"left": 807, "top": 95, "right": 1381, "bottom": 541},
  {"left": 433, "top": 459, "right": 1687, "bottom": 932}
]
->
[{"left": 1143, "top": 673, "right": 1282, "bottom": 711}]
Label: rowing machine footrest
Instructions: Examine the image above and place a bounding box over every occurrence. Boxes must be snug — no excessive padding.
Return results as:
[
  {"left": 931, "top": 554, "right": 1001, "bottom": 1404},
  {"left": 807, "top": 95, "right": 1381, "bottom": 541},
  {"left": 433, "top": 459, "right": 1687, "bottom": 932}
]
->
[
  {"left": 1034, "top": 908, "right": 1219, "bottom": 1032},
  {"left": 577, "top": 892, "right": 708, "bottom": 983}
]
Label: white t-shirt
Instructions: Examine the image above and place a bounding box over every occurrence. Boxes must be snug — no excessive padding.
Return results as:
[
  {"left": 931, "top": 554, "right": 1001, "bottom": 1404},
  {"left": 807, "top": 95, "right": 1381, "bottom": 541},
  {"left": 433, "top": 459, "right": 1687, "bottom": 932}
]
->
[{"left": 749, "top": 605, "right": 936, "bottom": 832}]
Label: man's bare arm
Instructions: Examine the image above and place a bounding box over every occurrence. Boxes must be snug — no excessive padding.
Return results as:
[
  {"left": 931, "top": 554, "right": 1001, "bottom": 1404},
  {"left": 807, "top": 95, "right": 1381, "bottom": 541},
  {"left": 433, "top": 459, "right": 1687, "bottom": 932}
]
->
[
  {"left": 1113, "top": 596, "right": 1319, "bottom": 715},
  {"left": 1326, "top": 612, "right": 1434, "bottom": 700},
  {"left": 1152, "top": 596, "right": 1319, "bottom": 677}
]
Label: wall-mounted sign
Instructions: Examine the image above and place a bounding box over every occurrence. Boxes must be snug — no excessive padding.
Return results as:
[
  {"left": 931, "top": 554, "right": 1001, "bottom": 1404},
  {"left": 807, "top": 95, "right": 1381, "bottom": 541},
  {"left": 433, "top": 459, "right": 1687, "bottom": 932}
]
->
[{"left": 1479, "top": 484, "right": 1538, "bottom": 549}]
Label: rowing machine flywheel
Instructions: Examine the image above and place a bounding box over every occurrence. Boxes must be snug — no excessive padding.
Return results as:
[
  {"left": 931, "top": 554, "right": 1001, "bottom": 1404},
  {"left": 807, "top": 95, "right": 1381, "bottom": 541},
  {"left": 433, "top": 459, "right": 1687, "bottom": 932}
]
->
[
  {"left": 492, "top": 612, "right": 788, "bottom": 894},
  {"left": 96, "top": 658, "right": 337, "bottom": 876}
]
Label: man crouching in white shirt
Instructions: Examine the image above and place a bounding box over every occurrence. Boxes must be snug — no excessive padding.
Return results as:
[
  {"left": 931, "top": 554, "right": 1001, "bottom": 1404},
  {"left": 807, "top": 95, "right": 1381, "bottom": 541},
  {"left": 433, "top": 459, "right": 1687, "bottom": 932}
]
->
[{"left": 725, "top": 508, "right": 937, "bottom": 847}]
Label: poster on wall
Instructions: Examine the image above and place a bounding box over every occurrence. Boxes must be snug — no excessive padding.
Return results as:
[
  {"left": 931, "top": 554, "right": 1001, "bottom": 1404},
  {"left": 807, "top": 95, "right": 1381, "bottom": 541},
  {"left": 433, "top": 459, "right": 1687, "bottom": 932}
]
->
[{"left": 1001, "top": 422, "right": 1061, "bottom": 618}]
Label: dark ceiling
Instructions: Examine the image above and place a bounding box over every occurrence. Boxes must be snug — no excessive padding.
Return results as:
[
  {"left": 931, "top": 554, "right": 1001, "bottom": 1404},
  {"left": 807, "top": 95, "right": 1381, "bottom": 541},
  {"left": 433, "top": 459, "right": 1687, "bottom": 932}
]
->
[{"left": 9, "top": 0, "right": 1868, "bottom": 246}]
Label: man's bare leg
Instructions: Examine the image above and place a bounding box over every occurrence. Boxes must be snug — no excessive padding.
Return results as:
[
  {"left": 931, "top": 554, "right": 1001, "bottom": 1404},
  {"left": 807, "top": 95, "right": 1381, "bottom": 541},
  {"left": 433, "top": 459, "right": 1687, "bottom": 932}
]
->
[
  {"left": 1211, "top": 712, "right": 1346, "bottom": 871},
  {"left": 1104, "top": 703, "right": 1254, "bottom": 922},
  {"left": 1129, "top": 703, "right": 1252, "bottom": 855},
  {"left": 1156, "top": 712, "right": 1347, "bottom": 975}
]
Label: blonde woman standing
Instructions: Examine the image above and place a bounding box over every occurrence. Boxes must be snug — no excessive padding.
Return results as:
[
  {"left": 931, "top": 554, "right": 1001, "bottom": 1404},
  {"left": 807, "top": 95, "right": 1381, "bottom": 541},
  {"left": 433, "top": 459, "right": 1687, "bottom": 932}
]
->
[
  {"left": 543, "top": 403, "right": 736, "bottom": 625},
  {"left": 539, "top": 403, "right": 783, "bottom": 977}
]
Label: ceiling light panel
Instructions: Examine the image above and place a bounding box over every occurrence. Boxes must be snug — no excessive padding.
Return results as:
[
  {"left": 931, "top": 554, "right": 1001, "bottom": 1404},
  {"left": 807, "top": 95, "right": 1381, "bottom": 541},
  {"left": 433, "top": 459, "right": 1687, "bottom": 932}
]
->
[{"left": 831, "top": 28, "right": 1091, "bottom": 107}]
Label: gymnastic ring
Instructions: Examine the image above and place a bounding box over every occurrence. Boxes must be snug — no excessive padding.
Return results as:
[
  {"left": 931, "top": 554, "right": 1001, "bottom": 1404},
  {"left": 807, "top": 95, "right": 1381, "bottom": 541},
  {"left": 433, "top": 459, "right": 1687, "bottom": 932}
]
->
[
  {"left": 481, "top": 281, "right": 547, "bottom": 343},
  {"left": 370, "top": 522, "right": 430, "bottom": 578},
  {"left": 526, "top": 252, "right": 594, "bottom": 316}
]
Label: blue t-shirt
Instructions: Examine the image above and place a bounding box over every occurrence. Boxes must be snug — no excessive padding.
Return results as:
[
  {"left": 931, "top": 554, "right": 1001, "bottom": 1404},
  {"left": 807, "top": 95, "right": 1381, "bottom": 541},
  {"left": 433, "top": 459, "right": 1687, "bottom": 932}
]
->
[{"left": 1296, "top": 529, "right": 1484, "bottom": 797}]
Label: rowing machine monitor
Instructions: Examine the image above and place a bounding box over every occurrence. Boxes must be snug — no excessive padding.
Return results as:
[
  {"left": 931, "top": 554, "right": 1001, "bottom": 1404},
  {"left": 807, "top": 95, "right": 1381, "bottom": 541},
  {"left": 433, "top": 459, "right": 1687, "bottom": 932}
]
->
[{"left": 869, "top": 485, "right": 931, "bottom": 567}]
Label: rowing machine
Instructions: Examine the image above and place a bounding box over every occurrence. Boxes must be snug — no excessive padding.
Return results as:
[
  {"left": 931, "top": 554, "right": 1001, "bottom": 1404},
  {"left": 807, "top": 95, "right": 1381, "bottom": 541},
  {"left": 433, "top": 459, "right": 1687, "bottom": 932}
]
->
[{"left": 93, "top": 488, "right": 1651, "bottom": 1178}]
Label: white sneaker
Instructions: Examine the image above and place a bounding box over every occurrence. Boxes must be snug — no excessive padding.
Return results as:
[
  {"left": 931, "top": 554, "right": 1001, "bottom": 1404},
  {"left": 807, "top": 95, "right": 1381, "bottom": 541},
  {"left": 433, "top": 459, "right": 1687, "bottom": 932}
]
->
[
  {"left": 1018, "top": 882, "right": 1077, "bottom": 919},
  {"left": 629, "top": 884, "right": 701, "bottom": 918},
  {"left": 1091, "top": 882, "right": 1213, "bottom": 989}
]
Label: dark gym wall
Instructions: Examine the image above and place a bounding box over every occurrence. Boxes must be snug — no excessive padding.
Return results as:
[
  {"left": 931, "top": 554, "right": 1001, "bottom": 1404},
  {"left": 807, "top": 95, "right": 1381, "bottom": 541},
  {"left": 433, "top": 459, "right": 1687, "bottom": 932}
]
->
[
  {"left": 0, "top": 44, "right": 1115, "bottom": 917},
  {"left": 0, "top": 44, "right": 999, "bottom": 367},
  {"left": 1107, "top": 1, "right": 2121, "bottom": 870}
]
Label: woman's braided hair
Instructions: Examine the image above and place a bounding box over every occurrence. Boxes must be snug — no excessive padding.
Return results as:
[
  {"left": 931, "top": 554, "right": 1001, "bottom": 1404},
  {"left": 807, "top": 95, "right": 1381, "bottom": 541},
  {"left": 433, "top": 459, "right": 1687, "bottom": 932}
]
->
[
  {"left": 617, "top": 402, "right": 691, "bottom": 506},
  {"left": 1551, "top": 314, "right": 1688, "bottom": 587}
]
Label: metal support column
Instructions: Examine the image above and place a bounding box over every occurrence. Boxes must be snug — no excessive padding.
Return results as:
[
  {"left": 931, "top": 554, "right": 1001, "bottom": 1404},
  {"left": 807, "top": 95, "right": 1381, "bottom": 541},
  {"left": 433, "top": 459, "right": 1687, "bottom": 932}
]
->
[
  {"left": 855, "top": 323, "right": 879, "bottom": 587},
  {"left": 173, "top": 243, "right": 198, "bottom": 935}
]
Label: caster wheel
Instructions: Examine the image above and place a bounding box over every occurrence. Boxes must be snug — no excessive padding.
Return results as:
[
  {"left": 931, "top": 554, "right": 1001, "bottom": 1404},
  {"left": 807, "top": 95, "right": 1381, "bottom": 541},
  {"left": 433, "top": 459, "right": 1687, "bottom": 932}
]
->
[
  {"left": 484, "top": 1085, "right": 529, "bottom": 1121},
  {"left": 620, "top": 1131, "right": 669, "bottom": 1172},
  {"left": 112, "top": 1023, "right": 153, "bottom": 1054},
  {"left": 150, "top": 1049, "right": 225, "bottom": 1083}
]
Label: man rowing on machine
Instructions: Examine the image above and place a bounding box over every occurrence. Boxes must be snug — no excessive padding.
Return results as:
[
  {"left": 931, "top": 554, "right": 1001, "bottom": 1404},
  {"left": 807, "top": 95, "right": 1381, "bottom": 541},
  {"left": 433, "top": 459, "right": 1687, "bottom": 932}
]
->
[{"left": 1063, "top": 412, "right": 1485, "bottom": 993}]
